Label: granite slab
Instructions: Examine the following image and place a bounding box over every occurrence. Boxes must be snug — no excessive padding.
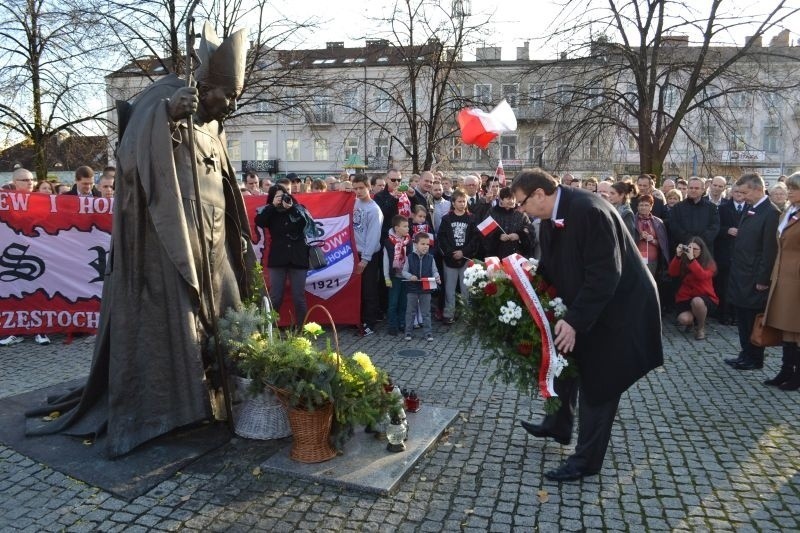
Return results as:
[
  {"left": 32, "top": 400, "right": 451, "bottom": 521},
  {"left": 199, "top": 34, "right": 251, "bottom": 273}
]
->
[{"left": 260, "top": 405, "right": 459, "bottom": 495}]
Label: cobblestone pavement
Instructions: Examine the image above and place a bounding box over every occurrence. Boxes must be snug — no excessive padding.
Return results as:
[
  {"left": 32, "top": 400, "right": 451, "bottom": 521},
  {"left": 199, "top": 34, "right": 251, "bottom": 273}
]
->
[{"left": 1, "top": 320, "right": 798, "bottom": 532}]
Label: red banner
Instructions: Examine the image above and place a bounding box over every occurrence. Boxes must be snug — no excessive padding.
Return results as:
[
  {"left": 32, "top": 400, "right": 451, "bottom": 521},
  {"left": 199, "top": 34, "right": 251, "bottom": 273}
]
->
[{"left": 0, "top": 191, "right": 359, "bottom": 336}]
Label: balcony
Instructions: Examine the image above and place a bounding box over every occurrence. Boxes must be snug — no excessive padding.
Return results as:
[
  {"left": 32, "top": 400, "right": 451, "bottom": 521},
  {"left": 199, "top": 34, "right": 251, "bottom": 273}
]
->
[
  {"left": 307, "top": 109, "right": 334, "bottom": 127},
  {"left": 515, "top": 105, "right": 548, "bottom": 122}
]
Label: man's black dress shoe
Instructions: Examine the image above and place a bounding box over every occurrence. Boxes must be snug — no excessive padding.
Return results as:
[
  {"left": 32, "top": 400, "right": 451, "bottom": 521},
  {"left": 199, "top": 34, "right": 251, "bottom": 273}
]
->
[
  {"left": 544, "top": 462, "right": 598, "bottom": 482},
  {"left": 724, "top": 353, "right": 745, "bottom": 366},
  {"left": 519, "top": 421, "right": 571, "bottom": 445},
  {"left": 733, "top": 359, "right": 764, "bottom": 370}
]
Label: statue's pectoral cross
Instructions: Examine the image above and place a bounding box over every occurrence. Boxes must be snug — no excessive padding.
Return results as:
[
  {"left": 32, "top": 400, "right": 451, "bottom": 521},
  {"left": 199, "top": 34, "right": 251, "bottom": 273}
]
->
[{"left": 203, "top": 148, "right": 220, "bottom": 173}]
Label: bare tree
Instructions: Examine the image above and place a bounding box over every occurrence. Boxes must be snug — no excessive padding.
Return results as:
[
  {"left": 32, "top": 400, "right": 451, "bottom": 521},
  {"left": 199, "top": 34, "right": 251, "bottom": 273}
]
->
[
  {"left": 343, "top": 0, "right": 491, "bottom": 173},
  {"left": 0, "top": 0, "right": 111, "bottom": 180},
  {"left": 527, "top": 0, "right": 800, "bottom": 178}
]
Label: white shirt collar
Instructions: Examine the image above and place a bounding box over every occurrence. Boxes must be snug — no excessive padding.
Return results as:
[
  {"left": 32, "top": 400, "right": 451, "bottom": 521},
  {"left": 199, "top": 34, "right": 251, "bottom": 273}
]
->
[
  {"left": 550, "top": 186, "right": 563, "bottom": 220},
  {"left": 752, "top": 195, "right": 768, "bottom": 210}
]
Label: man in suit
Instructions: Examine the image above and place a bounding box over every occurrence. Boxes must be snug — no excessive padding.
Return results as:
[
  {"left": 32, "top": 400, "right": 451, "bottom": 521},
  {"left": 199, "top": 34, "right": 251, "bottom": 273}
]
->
[
  {"left": 724, "top": 173, "right": 780, "bottom": 370},
  {"left": 713, "top": 184, "right": 747, "bottom": 325},
  {"left": 64, "top": 166, "right": 101, "bottom": 197},
  {"left": 511, "top": 168, "right": 663, "bottom": 481}
]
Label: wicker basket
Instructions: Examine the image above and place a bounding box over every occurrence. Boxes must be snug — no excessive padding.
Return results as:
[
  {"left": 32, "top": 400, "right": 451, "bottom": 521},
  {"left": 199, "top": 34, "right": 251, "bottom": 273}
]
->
[
  {"left": 232, "top": 377, "right": 291, "bottom": 440},
  {"left": 285, "top": 401, "right": 337, "bottom": 463}
]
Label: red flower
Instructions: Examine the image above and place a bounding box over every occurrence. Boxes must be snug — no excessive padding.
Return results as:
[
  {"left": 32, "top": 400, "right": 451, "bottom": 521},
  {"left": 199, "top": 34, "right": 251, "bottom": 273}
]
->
[
  {"left": 546, "top": 286, "right": 558, "bottom": 299},
  {"left": 545, "top": 310, "right": 556, "bottom": 322},
  {"left": 517, "top": 342, "right": 533, "bottom": 356},
  {"left": 466, "top": 260, "right": 475, "bottom": 267},
  {"left": 483, "top": 282, "right": 498, "bottom": 296},
  {"left": 535, "top": 279, "right": 548, "bottom": 293}
]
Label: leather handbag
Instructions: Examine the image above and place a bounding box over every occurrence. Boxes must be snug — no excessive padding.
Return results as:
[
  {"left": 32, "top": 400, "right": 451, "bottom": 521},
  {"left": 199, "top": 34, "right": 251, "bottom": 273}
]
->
[
  {"left": 307, "top": 241, "right": 327, "bottom": 270},
  {"left": 750, "top": 313, "right": 782, "bottom": 348}
]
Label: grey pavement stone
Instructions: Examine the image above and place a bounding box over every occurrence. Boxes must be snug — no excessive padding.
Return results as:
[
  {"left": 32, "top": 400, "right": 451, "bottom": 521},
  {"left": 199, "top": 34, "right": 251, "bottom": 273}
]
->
[{"left": 0, "top": 323, "right": 798, "bottom": 530}]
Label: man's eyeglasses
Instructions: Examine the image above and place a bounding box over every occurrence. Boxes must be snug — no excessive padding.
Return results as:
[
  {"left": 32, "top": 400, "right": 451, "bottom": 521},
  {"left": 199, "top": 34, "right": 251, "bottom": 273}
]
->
[
  {"left": 389, "top": 179, "right": 401, "bottom": 182},
  {"left": 519, "top": 191, "right": 534, "bottom": 206},
  {"left": 15, "top": 178, "right": 33, "bottom": 182}
]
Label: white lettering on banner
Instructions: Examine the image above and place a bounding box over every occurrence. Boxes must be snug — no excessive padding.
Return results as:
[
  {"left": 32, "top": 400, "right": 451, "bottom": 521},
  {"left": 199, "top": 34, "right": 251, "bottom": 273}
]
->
[
  {"left": 305, "top": 215, "right": 354, "bottom": 300},
  {"left": 78, "top": 197, "right": 114, "bottom": 214},
  {"left": 50, "top": 194, "right": 57, "bottom": 213},
  {"left": 0, "top": 192, "right": 30, "bottom": 211},
  {"left": 1, "top": 310, "right": 99, "bottom": 330},
  {"left": 0, "top": 223, "right": 110, "bottom": 301}
]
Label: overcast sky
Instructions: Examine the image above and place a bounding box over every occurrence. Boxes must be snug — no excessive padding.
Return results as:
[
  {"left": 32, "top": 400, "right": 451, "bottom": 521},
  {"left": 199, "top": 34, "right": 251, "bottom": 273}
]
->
[{"left": 267, "top": 0, "right": 800, "bottom": 60}]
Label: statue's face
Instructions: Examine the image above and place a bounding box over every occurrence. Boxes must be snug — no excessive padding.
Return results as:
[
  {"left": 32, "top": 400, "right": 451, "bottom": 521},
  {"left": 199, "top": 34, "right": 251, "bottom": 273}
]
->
[{"left": 200, "top": 83, "right": 238, "bottom": 122}]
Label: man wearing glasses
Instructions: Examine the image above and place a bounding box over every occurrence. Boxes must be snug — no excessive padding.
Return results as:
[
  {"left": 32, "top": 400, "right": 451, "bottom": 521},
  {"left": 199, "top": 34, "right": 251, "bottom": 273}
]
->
[
  {"left": 512, "top": 168, "right": 663, "bottom": 482},
  {"left": 11, "top": 168, "right": 35, "bottom": 193},
  {"left": 1, "top": 168, "right": 51, "bottom": 346}
]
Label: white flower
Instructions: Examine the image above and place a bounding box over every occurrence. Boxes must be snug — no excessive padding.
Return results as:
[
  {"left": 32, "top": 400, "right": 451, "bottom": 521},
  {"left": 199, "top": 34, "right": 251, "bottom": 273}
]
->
[
  {"left": 463, "top": 264, "right": 487, "bottom": 288},
  {"left": 478, "top": 281, "right": 488, "bottom": 289}
]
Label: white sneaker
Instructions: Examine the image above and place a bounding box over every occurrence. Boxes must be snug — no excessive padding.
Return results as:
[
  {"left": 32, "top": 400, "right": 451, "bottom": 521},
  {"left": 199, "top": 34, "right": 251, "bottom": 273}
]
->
[
  {"left": 35, "top": 334, "right": 51, "bottom": 345},
  {"left": 0, "top": 335, "right": 23, "bottom": 346}
]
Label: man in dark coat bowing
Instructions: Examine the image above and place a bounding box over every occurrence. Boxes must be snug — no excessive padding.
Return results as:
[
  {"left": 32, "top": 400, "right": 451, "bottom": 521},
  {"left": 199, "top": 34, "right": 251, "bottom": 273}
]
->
[{"left": 511, "top": 168, "right": 663, "bottom": 481}]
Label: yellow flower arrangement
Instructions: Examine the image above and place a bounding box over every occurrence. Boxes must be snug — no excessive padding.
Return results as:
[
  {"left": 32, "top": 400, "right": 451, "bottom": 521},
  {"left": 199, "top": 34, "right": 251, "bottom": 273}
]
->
[{"left": 352, "top": 352, "right": 377, "bottom": 379}]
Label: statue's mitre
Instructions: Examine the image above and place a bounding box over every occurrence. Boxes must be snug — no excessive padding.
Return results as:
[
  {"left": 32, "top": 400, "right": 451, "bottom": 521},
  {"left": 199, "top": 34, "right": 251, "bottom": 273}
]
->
[{"left": 195, "top": 22, "right": 248, "bottom": 92}]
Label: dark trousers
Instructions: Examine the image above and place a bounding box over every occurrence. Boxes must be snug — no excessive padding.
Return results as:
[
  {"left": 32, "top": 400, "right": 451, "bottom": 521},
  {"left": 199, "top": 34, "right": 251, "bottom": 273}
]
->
[
  {"left": 268, "top": 267, "right": 308, "bottom": 326},
  {"left": 360, "top": 257, "right": 381, "bottom": 328},
  {"left": 735, "top": 306, "right": 765, "bottom": 361},
  {"left": 713, "top": 265, "right": 731, "bottom": 319},
  {"left": 540, "top": 377, "right": 621, "bottom": 473}
]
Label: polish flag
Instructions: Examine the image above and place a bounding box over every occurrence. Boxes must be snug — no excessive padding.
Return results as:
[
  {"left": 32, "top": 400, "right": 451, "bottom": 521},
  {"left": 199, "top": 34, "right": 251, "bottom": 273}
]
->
[
  {"left": 477, "top": 215, "right": 500, "bottom": 236},
  {"left": 457, "top": 99, "right": 518, "bottom": 149},
  {"left": 421, "top": 277, "right": 437, "bottom": 291},
  {"left": 495, "top": 159, "right": 506, "bottom": 185}
]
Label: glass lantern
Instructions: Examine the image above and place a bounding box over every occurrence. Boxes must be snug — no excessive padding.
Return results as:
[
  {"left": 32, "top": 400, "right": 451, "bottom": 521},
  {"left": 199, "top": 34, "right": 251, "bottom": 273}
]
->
[{"left": 386, "top": 415, "right": 407, "bottom": 452}]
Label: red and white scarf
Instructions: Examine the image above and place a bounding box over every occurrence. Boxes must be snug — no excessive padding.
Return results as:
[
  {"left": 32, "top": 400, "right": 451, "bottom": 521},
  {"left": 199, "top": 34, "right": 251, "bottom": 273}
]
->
[{"left": 389, "top": 233, "right": 411, "bottom": 271}]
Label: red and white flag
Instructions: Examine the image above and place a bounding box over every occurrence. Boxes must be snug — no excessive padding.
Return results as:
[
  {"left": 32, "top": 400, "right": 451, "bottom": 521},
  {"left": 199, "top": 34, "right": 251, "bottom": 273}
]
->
[
  {"left": 477, "top": 215, "right": 500, "bottom": 236},
  {"left": 495, "top": 159, "right": 506, "bottom": 185},
  {"left": 421, "top": 277, "right": 437, "bottom": 291},
  {"left": 457, "top": 99, "right": 518, "bottom": 149}
]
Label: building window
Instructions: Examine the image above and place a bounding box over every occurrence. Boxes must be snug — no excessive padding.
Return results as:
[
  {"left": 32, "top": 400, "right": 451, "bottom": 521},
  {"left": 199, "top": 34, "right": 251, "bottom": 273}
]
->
[
  {"left": 502, "top": 84, "right": 519, "bottom": 108},
  {"left": 311, "top": 96, "right": 332, "bottom": 122},
  {"left": 500, "top": 134, "right": 517, "bottom": 160},
  {"left": 763, "top": 126, "right": 780, "bottom": 153},
  {"left": 314, "top": 139, "right": 329, "bottom": 161},
  {"left": 527, "top": 135, "right": 544, "bottom": 164},
  {"left": 585, "top": 137, "right": 600, "bottom": 160},
  {"left": 375, "top": 137, "right": 389, "bottom": 159},
  {"left": 588, "top": 87, "right": 603, "bottom": 109},
  {"left": 343, "top": 88, "right": 360, "bottom": 109},
  {"left": 376, "top": 91, "right": 391, "bottom": 112},
  {"left": 556, "top": 84, "right": 573, "bottom": 105},
  {"left": 450, "top": 137, "right": 462, "bottom": 161},
  {"left": 528, "top": 84, "right": 544, "bottom": 117},
  {"left": 345, "top": 138, "right": 359, "bottom": 158},
  {"left": 729, "top": 129, "right": 747, "bottom": 151},
  {"left": 285, "top": 139, "right": 300, "bottom": 161},
  {"left": 227, "top": 138, "right": 241, "bottom": 161},
  {"left": 624, "top": 83, "right": 638, "bottom": 108},
  {"left": 474, "top": 84, "right": 492, "bottom": 105},
  {"left": 255, "top": 101, "right": 271, "bottom": 113},
  {"left": 699, "top": 128, "right": 715, "bottom": 151},
  {"left": 662, "top": 85, "right": 678, "bottom": 109},
  {"left": 627, "top": 131, "right": 638, "bottom": 152},
  {"left": 254, "top": 139, "right": 269, "bottom": 160}
]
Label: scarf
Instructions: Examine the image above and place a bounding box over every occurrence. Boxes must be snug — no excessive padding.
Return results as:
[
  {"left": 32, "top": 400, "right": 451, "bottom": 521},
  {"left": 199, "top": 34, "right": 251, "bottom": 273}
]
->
[{"left": 389, "top": 233, "right": 411, "bottom": 271}]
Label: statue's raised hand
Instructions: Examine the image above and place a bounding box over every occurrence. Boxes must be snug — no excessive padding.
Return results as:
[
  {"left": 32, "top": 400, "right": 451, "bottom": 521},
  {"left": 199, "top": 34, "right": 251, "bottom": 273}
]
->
[{"left": 168, "top": 87, "right": 199, "bottom": 121}]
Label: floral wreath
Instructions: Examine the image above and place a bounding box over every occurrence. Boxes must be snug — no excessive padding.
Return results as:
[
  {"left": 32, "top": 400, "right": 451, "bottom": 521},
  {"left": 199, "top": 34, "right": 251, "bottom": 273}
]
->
[{"left": 461, "top": 254, "right": 577, "bottom": 413}]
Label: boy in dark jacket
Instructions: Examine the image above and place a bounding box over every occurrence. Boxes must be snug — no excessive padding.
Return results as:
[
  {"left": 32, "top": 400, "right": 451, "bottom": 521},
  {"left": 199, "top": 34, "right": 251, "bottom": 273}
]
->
[
  {"left": 437, "top": 190, "right": 479, "bottom": 324},
  {"left": 402, "top": 233, "right": 441, "bottom": 341},
  {"left": 383, "top": 215, "right": 411, "bottom": 335}
]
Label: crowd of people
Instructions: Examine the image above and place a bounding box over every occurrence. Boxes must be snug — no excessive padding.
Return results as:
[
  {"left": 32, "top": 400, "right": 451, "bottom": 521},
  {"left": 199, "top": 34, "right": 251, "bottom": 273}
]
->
[
  {"left": 1, "top": 165, "right": 116, "bottom": 198},
  {"left": 4, "top": 161, "right": 799, "bottom": 392},
  {"left": 251, "top": 166, "right": 798, "bottom": 393}
]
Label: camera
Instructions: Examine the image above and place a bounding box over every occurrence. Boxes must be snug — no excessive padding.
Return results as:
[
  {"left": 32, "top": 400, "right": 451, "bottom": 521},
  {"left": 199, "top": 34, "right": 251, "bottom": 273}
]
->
[
  {"left": 679, "top": 244, "right": 690, "bottom": 253},
  {"left": 281, "top": 193, "right": 294, "bottom": 205}
]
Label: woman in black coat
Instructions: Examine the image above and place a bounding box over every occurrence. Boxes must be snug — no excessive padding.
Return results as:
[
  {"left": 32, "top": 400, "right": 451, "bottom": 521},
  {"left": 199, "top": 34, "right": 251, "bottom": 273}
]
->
[{"left": 254, "top": 184, "right": 309, "bottom": 325}]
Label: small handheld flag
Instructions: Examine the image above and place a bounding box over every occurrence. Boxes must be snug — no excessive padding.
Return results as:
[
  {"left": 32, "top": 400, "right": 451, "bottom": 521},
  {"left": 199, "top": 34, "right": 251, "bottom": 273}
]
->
[
  {"left": 478, "top": 215, "right": 501, "bottom": 236},
  {"left": 420, "top": 277, "right": 437, "bottom": 291}
]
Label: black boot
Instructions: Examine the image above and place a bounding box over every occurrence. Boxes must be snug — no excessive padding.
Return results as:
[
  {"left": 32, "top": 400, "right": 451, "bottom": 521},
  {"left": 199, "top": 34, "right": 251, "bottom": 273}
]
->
[
  {"left": 764, "top": 343, "right": 795, "bottom": 386},
  {"left": 778, "top": 343, "right": 800, "bottom": 391}
]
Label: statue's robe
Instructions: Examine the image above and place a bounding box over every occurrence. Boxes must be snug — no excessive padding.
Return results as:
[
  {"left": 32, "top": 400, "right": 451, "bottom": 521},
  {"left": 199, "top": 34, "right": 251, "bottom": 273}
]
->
[{"left": 27, "top": 74, "right": 254, "bottom": 457}]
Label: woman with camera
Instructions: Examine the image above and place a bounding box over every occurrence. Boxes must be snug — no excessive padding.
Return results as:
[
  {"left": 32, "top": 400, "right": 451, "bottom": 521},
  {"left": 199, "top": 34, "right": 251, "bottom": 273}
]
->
[
  {"left": 667, "top": 237, "right": 718, "bottom": 340},
  {"left": 255, "top": 184, "right": 309, "bottom": 326}
]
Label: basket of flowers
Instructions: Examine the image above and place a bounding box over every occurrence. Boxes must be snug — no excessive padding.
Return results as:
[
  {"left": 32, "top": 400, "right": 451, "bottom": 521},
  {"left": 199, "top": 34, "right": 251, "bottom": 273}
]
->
[
  {"left": 460, "top": 254, "right": 577, "bottom": 413},
  {"left": 220, "top": 303, "right": 399, "bottom": 462}
]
